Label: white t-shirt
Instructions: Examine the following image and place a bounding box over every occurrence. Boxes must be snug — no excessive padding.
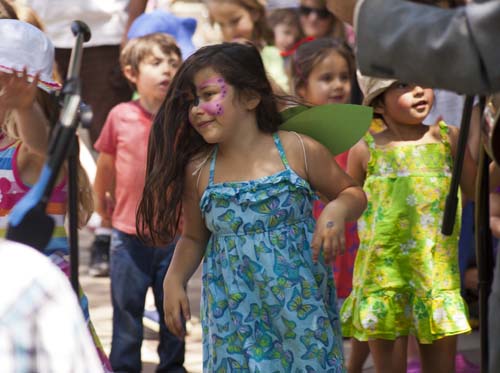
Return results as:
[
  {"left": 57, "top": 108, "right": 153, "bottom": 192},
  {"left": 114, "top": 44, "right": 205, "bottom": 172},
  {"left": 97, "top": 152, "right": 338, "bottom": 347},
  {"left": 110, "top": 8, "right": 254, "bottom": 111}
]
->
[
  {"left": 424, "top": 90, "right": 479, "bottom": 127},
  {"left": 424, "top": 90, "right": 465, "bottom": 127},
  {"left": 22, "top": 0, "right": 129, "bottom": 48}
]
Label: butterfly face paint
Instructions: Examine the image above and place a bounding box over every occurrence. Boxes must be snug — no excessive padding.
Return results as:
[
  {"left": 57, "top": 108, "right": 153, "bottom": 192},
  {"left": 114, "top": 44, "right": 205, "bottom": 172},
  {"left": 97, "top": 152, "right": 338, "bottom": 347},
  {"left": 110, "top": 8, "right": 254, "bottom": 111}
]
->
[{"left": 194, "top": 77, "right": 228, "bottom": 116}]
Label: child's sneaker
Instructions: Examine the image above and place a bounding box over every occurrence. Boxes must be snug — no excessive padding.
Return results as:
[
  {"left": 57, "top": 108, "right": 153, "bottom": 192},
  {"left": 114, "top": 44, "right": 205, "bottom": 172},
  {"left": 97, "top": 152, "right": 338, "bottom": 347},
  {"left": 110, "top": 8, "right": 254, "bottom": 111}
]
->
[{"left": 88, "top": 234, "right": 110, "bottom": 277}]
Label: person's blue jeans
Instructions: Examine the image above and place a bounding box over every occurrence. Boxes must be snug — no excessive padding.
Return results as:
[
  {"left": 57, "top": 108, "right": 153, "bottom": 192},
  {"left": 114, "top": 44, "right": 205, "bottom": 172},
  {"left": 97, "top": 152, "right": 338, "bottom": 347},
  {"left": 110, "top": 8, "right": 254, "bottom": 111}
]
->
[{"left": 109, "top": 229, "right": 185, "bottom": 373}]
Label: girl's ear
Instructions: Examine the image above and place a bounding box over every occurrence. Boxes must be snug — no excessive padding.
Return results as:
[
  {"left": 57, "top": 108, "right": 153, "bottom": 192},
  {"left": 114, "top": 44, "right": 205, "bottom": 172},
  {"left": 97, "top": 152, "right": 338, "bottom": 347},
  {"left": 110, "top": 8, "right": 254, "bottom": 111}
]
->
[
  {"left": 296, "top": 86, "right": 306, "bottom": 100},
  {"left": 374, "top": 105, "right": 385, "bottom": 115},
  {"left": 372, "top": 97, "right": 386, "bottom": 115},
  {"left": 243, "top": 90, "right": 261, "bottom": 111},
  {"left": 122, "top": 65, "right": 138, "bottom": 85}
]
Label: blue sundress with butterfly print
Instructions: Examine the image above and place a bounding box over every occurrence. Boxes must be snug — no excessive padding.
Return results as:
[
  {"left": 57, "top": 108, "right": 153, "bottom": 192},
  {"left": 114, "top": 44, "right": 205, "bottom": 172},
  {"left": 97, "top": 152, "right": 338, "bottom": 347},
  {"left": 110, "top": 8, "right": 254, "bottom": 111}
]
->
[{"left": 199, "top": 133, "right": 345, "bottom": 372}]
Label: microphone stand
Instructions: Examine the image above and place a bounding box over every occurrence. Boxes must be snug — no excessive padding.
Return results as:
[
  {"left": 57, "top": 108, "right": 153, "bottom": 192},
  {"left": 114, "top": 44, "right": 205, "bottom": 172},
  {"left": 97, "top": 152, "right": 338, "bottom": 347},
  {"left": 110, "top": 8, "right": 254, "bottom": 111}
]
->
[
  {"left": 6, "top": 21, "right": 92, "bottom": 293},
  {"left": 441, "top": 95, "right": 473, "bottom": 235}
]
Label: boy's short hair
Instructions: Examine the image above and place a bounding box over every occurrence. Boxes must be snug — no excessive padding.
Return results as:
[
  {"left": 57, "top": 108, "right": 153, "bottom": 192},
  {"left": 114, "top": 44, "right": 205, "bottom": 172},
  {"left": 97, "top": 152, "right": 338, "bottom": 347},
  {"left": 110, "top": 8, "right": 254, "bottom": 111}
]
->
[{"left": 120, "top": 33, "right": 181, "bottom": 73}]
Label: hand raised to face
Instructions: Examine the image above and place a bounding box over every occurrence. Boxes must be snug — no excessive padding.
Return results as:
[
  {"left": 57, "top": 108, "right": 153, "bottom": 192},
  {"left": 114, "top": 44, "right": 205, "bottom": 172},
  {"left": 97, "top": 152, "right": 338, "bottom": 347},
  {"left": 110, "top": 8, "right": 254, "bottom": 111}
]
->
[{"left": 0, "top": 68, "right": 40, "bottom": 111}]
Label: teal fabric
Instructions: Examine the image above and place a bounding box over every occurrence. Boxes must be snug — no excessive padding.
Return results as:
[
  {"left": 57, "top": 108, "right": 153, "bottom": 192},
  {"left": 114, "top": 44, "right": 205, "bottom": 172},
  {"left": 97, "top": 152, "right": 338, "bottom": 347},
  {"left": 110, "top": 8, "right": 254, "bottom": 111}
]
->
[{"left": 199, "top": 133, "right": 345, "bottom": 372}]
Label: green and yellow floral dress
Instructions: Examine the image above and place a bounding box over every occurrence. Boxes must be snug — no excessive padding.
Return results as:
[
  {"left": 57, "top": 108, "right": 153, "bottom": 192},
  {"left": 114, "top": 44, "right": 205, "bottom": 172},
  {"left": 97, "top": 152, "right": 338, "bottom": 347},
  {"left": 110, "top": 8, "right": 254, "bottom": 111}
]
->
[{"left": 340, "top": 122, "right": 471, "bottom": 343}]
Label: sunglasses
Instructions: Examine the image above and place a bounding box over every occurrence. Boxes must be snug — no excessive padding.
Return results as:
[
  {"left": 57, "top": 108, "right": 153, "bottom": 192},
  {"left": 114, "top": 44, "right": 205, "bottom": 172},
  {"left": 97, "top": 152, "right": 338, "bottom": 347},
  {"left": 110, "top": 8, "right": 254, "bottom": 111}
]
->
[{"left": 299, "top": 5, "right": 332, "bottom": 19}]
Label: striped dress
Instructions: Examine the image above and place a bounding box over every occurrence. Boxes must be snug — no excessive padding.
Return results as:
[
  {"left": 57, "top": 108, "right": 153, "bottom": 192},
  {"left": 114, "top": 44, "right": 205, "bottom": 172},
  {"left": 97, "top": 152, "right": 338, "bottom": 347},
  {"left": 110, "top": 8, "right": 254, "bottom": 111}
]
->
[
  {"left": 0, "top": 140, "right": 112, "bottom": 372},
  {"left": 0, "top": 141, "right": 67, "bottom": 252}
]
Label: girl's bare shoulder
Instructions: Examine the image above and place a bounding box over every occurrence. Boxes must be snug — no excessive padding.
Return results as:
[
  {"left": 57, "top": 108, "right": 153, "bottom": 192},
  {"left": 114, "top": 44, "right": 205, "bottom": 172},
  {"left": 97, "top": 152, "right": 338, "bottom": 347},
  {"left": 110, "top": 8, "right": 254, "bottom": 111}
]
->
[
  {"left": 187, "top": 147, "right": 215, "bottom": 195},
  {"left": 277, "top": 130, "right": 320, "bottom": 179}
]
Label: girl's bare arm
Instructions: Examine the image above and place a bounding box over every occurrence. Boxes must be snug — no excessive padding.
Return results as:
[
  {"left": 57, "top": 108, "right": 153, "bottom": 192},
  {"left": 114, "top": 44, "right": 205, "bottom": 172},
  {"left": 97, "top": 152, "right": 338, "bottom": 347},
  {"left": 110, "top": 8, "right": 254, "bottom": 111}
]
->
[
  {"left": 0, "top": 71, "right": 50, "bottom": 156},
  {"left": 302, "top": 135, "right": 367, "bottom": 263},
  {"left": 166, "top": 161, "right": 210, "bottom": 287},
  {"left": 163, "top": 160, "right": 210, "bottom": 337}
]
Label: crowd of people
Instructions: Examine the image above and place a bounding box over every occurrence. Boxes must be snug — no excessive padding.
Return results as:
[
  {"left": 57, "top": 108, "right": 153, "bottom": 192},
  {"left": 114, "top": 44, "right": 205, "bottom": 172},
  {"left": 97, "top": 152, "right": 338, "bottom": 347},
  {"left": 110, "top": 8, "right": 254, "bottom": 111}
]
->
[{"left": 0, "top": 0, "right": 498, "bottom": 372}]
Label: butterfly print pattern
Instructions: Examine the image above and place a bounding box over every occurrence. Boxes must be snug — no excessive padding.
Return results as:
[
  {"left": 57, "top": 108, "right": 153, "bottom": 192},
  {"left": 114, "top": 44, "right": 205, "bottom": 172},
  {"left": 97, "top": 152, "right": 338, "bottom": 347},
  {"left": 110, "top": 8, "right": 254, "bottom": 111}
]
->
[{"left": 200, "top": 133, "right": 345, "bottom": 371}]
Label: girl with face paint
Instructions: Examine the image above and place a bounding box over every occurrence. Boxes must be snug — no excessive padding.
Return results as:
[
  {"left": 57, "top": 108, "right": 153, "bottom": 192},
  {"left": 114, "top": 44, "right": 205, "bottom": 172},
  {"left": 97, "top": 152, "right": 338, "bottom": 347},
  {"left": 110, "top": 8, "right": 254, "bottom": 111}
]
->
[{"left": 137, "top": 42, "right": 367, "bottom": 371}]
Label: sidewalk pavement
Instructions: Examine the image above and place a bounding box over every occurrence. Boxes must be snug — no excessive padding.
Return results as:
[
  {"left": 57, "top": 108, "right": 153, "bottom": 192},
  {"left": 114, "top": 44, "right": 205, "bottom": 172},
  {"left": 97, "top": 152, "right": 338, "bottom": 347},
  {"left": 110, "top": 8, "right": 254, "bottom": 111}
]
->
[{"left": 79, "top": 227, "right": 481, "bottom": 373}]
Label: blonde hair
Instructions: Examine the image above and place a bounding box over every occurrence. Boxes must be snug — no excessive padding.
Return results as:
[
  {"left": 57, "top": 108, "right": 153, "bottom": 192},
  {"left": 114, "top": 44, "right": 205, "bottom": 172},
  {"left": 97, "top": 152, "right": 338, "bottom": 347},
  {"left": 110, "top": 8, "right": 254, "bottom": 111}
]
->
[
  {"left": 10, "top": 2, "right": 45, "bottom": 30},
  {"left": 120, "top": 33, "right": 181, "bottom": 73},
  {"left": 75, "top": 162, "right": 94, "bottom": 227},
  {"left": 0, "top": 0, "right": 16, "bottom": 19}
]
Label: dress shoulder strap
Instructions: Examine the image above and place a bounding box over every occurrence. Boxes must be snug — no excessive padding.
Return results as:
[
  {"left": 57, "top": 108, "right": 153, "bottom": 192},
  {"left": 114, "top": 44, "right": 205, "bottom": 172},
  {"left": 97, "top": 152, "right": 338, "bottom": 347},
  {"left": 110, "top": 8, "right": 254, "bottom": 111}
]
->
[
  {"left": 437, "top": 120, "right": 453, "bottom": 164},
  {"left": 438, "top": 120, "right": 451, "bottom": 144},
  {"left": 290, "top": 131, "right": 308, "bottom": 175},
  {"left": 273, "top": 132, "right": 290, "bottom": 169},
  {"left": 363, "top": 132, "right": 375, "bottom": 148}
]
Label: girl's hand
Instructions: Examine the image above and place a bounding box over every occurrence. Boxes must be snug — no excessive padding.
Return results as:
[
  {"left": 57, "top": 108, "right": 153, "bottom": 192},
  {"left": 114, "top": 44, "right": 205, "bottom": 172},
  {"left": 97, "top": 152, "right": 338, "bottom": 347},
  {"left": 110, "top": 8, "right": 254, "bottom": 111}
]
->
[
  {"left": 0, "top": 68, "right": 39, "bottom": 111},
  {"left": 311, "top": 208, "right": 346, "bottom": 264},
  {"left": 163, "top": 277, "right": 191, "bottom": 339}
]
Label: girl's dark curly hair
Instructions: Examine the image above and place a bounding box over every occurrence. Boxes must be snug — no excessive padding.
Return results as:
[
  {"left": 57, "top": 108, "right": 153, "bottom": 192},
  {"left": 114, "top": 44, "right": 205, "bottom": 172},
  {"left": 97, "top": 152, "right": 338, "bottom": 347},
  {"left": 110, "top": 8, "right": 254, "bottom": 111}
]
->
[{"left": 137, "top": 42, "right": 283, "bottom": 245}]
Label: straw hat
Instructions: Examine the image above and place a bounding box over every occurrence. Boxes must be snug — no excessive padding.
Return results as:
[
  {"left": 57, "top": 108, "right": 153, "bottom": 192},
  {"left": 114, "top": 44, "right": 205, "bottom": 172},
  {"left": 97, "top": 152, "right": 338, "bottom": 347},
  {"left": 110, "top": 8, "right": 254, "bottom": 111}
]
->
[
  {"left": 0, "top": 19, "right": 61, "bottom": 92},
  {"left": 357, "top": 70, "right": 396, "bottom": 107}
]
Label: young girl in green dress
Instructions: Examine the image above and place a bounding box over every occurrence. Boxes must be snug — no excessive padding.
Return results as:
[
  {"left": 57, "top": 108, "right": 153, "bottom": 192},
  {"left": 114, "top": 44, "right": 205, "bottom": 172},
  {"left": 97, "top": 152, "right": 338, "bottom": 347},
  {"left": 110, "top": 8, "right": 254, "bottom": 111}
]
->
[{"left": 341, "top": 75, "right": 477, "bottom": 373}]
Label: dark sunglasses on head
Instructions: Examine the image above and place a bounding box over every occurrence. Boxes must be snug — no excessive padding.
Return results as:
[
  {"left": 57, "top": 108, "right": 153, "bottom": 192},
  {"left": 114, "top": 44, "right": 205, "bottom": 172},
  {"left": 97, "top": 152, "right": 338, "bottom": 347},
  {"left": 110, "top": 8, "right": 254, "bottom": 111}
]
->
[{"left": 299, "top": 5, "right": 332, "bottom": 19}]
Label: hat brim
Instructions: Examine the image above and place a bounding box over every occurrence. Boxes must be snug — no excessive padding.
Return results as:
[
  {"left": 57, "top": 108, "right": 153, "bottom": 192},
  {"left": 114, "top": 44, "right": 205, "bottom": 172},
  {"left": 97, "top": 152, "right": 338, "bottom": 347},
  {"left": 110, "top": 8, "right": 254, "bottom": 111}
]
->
[
  {"left": 0, "top": 65, "right": 61, "bottom": 93},
  {"left": 280, "top": 104, "right": 373, "bottom": 156}
]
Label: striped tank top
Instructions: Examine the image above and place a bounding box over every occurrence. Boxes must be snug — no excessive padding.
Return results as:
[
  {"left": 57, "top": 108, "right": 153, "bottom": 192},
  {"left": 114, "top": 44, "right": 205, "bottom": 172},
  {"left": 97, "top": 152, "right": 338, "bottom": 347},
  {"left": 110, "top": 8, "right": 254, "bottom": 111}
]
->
[{"left": 0, "top": 141, "right": 68, "bottom": 255}]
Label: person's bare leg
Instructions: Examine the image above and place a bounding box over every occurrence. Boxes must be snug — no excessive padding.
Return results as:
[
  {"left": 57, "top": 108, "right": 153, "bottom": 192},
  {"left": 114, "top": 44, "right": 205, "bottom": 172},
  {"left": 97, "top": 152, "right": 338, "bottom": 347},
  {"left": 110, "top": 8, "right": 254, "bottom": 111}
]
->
[
  {"left": 369, "top": 337, "right": 408, "bottom": 373},
  {"left": 347, "top": 339, "right": 370, "bottom": 373},
  {"left": 407, "top": 335, "right": 420, "bottom": 364},
  {"left": 393, "top": 337, "right": 409, "bottom": 372},
  {"left": 419, "top": 336, "right": 457, "bottom": 373}
]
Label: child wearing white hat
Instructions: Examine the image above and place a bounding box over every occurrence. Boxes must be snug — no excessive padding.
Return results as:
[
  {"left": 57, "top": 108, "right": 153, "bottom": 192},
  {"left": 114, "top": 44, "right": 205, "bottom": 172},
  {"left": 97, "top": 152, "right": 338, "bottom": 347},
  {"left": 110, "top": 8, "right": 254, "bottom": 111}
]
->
[
  {"left": 0, "top": 19, "right": 111, "bottom": 372},
  {"left": 341, "top": 73, "right": 477, "bottom": 372}
]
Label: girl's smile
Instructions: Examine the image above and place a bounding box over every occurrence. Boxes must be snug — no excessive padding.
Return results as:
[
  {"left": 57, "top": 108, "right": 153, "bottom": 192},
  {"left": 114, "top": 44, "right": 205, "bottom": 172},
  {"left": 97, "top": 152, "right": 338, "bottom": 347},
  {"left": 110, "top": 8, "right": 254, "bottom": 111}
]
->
[
  {"left": 196, "top": 120, "right": 215, "bottom": 129},
  {"left": 412, "top": 99, "right": 430, "bottom": 112}
]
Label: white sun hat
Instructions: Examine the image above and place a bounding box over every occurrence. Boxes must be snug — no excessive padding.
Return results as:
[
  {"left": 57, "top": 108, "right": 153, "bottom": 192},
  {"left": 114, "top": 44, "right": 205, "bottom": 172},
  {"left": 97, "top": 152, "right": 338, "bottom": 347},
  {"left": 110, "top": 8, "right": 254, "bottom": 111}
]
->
[
  {"left": 357, "top": 70, "right": 396, "bottom": 107},
  {"left": 0, "top": 19, "right": 61, "bottom": 92}
]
